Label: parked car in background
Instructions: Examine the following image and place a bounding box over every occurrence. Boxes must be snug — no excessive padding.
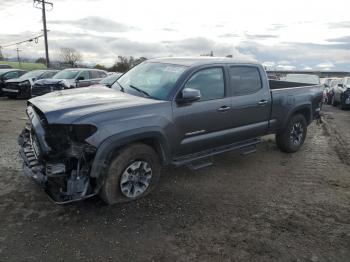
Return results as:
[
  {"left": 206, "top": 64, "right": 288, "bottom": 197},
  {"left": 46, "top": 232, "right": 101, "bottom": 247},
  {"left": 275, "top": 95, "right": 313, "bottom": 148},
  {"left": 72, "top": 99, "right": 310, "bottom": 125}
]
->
[
  {"left": 331, "top": 77, "right": 350, "bottom": 109},
  {"left": 98, "top": 72, "right": 122, "bottom": 87},
  {"left": 18, "top": 57, "right": 323, "bottom": 204},
  {"left": 0, "top": 64, "right": 12, "bottom": 69},
  {"left": 31, "top": 68, "right": 108, "bottom": 96},
  {"left": 3, "top": 69, "right": 58, "bottom": 99},
  {"left": 0, "top": 69, "right": 27, "bottom": 97},
  {"left": 282, "top": 74, "right": 320, "bottom": 85},
  {"left": 327, "top": 79, "right": 343, "bottom": 105}
]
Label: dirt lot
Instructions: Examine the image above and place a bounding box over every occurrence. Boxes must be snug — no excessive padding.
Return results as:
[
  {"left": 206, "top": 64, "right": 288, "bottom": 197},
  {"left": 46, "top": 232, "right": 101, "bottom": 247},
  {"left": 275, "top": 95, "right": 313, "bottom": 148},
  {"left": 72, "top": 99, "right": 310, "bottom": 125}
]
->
[{"left": 0, "top": 98, "right": 349, "bottom": 262}]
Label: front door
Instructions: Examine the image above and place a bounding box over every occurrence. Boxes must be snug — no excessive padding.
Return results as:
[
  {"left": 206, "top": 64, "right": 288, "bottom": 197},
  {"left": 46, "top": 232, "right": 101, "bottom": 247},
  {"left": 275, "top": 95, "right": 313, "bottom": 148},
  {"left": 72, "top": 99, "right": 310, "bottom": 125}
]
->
[{"left": 172, "top": 67, "right": 233, "bottom": 157}]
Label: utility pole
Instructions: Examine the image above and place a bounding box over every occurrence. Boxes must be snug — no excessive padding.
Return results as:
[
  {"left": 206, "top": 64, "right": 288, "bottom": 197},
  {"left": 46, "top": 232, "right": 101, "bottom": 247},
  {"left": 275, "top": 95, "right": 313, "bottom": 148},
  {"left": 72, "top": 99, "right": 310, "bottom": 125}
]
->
[
  {"left": 16, "top": 47, "right": 21, "bottom": 68},
  {"left": 33, "top": 0, "right": 53, "bottom": 68},
  {"left": 0, "top": 46, "right": 3, "bottom": 61}
]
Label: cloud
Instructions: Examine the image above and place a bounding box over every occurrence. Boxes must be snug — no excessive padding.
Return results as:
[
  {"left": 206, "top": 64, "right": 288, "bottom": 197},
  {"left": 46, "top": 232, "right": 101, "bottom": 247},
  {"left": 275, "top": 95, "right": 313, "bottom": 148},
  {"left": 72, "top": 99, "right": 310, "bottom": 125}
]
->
[
  {"left": 327, "top": 35, "right": 350, "bottom": 43},
  {"left": 162, "top": 28, "right": 177, "bottom": 32},
  {"left": 238, "top": 40, "right": 350, "bottom": 70},
  {"left": 276, "top": 65, "right": 296, "bottom": 70},
  {"left": 50, "top": 16, "right": 138, "bottom": 32},
  {"left": 268, "top": 24, "right": 287, "bottom": 31},
  {"left": 316, "top": 62, "right": 334, "bottom": 69},
  {"left": 218, "top": 33, "right": 240, "bottom": 38},
  {"left": 327, "top": 21, "right": 350, "bottom": 29},
  {"left": 245, "top": 34, "right": 278, "bottom": 40}
]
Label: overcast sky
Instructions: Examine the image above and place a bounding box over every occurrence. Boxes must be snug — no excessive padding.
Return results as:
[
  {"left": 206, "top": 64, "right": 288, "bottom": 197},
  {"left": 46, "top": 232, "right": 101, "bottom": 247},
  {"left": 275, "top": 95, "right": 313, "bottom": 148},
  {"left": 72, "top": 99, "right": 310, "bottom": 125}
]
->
[{"left": 1, "top": 0, "right": 350, "bottom": 70}]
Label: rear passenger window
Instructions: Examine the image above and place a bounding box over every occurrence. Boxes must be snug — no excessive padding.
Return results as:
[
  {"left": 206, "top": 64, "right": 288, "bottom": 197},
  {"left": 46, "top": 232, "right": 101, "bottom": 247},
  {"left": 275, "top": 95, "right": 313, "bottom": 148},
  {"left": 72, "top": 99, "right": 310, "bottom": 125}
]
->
[
  {"left": 90, "top": 71, "right": 100, "bottom": 79},
  {"left": 229, "top": 66, "right": 262, "bottom": 95},
  {"left": 185, "top": 67, "right": 225, "bottom": 101}
]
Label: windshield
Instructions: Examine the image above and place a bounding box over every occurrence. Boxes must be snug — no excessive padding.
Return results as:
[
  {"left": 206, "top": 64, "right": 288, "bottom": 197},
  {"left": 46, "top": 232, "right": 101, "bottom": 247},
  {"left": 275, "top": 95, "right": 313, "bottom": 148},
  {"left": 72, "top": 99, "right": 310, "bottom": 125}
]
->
[
  {"left": 100, "top": 73, "right": 122, "bottom": 85},
  {"left": 19, "top": 70, "right": 44, "bottom": 79},
  {"left": 53, "top": 70, "right": 80, "bottom": 79},
  {"left": 285, "top": 74, "right": 320, "bottom": 85},
  {"left": 112, "top": 62, "right": 187, "bottom": 100}
]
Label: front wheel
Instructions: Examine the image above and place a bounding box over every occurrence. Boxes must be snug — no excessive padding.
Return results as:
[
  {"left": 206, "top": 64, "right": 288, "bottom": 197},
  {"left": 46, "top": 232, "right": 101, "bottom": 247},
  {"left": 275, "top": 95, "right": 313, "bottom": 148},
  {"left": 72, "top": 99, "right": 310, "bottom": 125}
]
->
[
  {"left": 276, "top": 114, "right": 307, "bottom": 153},
  {"left": 99, "top": 143, "right": 161, "bottom": 205}
]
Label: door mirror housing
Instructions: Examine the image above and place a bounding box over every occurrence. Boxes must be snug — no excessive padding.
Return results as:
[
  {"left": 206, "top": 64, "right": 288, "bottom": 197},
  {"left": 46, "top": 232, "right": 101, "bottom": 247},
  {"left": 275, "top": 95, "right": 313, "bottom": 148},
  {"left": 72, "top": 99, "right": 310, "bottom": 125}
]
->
[
  {"left": 177, "top": 88, "right": 201, "bottom": 103},
  {"left": 76, "top": 76, "right": 84, "bottom": 81}
]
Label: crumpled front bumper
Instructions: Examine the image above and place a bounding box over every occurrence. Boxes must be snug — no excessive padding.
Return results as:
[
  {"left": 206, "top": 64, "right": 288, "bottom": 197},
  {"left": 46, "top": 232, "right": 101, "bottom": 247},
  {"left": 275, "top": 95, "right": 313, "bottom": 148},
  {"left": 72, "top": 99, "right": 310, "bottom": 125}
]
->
[{"left": 18, "top": 120, "right": 96, "bottom": 204}]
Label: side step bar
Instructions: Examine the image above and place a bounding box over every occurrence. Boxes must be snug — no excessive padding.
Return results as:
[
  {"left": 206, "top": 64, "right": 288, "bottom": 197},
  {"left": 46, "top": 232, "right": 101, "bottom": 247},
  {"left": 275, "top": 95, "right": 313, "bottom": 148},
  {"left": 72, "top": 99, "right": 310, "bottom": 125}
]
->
[{"left": 172, "top": 138, "right": 261, "bottom": 168}]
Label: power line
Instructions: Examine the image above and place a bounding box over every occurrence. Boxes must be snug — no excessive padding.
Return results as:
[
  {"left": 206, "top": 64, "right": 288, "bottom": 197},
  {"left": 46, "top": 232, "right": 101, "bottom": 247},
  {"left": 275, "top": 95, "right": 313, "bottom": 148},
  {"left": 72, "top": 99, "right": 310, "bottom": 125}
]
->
[
  {"left": 33, "top": 0, "right": 53, "bottom": 68},
  {"left": 16, "top": 47, "right": 22, "bottom": 68},
  {"left": 0, "top": 34, "right": 44, "bottom": 49}
]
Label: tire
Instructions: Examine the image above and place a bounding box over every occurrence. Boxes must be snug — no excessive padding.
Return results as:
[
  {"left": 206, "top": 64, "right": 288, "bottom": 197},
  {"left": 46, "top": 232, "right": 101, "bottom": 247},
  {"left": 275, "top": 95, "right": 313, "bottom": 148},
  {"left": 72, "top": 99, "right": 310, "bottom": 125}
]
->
[
  {"left": 99, "top": 143, "right": 161, "bottom": 205},
  {"left": 276, "top": 114, "right": 307, "bottom": 153}
]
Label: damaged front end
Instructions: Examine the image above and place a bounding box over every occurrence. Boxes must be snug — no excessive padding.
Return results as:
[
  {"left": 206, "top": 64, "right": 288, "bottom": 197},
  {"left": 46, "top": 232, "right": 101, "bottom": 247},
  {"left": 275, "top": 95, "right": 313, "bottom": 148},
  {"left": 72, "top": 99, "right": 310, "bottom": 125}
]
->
[{"left": 18, "top": 105, "right": 98, "bottom": 204}]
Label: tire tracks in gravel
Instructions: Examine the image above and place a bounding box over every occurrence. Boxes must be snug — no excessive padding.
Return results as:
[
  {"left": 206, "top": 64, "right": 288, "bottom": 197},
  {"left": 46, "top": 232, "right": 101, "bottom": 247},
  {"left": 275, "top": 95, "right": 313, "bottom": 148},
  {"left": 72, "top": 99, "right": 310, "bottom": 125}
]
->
[{"left": 321, "top": 117, "right": 350, "bottom": 167}]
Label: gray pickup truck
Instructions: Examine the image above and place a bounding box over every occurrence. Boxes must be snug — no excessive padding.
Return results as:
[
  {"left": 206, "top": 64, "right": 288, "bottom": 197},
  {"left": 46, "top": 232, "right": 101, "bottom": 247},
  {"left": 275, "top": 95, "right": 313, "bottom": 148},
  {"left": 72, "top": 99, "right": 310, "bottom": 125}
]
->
[{"left": 18, "top": 57, "right": 323, "bottom": 204}]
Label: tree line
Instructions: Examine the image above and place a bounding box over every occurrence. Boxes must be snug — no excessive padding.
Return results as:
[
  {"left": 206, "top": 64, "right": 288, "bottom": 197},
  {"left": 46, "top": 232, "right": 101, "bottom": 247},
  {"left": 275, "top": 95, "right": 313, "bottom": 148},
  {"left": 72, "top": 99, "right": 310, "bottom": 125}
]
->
[{"left": 33, "top": 47, "right": 147, "bottom": 73}]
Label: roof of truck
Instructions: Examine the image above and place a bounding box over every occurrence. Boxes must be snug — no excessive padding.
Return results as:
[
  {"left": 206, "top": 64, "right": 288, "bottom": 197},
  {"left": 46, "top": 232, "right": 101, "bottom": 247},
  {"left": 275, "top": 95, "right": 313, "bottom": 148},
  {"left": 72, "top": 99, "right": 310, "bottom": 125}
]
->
[{"left": 148, "top": 57, "right": 260, "bottom": 67}]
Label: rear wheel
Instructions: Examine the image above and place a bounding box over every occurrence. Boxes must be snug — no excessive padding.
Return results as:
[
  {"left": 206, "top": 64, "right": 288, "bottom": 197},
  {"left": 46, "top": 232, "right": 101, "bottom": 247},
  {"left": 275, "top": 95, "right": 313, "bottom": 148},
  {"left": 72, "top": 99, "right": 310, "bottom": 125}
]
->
[
  {"left": 99, "top": 143, "right": 161, "bottom": 205},
  {"left": 276, "top": 114, "right": 307, "bottom": 153}
]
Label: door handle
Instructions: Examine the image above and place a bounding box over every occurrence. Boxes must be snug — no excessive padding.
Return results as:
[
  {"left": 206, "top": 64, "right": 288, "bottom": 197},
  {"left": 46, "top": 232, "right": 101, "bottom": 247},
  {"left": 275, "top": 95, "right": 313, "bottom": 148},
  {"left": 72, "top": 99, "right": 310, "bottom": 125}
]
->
[
  {"left": 217, "top": 105, "right": 231, "bottom": 112},
  {"left": 258, "top": 100, "right": 268, "bottom": 106}
]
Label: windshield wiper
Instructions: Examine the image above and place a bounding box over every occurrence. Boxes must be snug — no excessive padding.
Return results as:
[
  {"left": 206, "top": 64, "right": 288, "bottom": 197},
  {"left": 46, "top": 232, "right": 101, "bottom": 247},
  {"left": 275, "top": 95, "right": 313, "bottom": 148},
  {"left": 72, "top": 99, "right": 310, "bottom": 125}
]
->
[{"left": 129, "top": 85, "right": 151, "bottom": 97}]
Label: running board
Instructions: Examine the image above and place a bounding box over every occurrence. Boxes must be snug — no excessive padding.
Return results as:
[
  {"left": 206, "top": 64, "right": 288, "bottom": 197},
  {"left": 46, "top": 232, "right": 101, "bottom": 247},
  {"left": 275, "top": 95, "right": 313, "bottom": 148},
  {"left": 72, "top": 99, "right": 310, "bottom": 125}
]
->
[{"left": 172, "top": 138, "right": 261, "bottom": 167}]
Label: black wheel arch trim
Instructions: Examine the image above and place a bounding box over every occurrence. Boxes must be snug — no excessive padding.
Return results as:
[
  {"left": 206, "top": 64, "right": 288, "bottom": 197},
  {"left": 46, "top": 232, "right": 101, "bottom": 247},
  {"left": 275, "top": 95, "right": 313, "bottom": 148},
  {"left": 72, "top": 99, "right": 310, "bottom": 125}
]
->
[
  {"left": 280, "top": 104, "right": 312, "bottom": 132},
  {"left": 89, "top": 127, "right": 171, "bottom": 179}
]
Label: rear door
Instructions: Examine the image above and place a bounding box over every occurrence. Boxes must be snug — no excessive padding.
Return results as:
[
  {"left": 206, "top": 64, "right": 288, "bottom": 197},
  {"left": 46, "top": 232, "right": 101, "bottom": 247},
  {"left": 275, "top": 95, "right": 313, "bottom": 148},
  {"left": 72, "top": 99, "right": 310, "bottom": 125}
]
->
[
  {"left": 172, "top": 66, "right": 233, "bottom": 156},
  {"left": 90, "top": 70, "right": 106, "bottom": 85},
  {"left": 76, "top": 71, "right": 91, "bottom": 87},
  {"left": 227, "top": 65, "right": 271, "bottom": 141}
]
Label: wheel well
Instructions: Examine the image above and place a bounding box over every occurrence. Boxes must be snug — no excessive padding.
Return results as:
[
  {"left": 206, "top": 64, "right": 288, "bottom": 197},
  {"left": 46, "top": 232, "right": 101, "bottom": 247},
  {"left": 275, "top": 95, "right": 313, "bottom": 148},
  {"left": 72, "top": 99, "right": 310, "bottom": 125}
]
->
[
  {"left": 140, "top": 138, "right": 166, "bottom": 162},
  {"left": 111, "top": 137, "right": 169, "bottom": 166},
  {"left": 293, "top": 107, "right": 311, "bottom": 125}
]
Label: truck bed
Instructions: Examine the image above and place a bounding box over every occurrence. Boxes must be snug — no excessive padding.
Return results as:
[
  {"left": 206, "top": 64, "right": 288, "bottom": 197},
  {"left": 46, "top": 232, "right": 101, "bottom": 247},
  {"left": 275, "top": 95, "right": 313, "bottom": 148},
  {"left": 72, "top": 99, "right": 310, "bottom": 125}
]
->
[{"left": 268, "top": 79, "right": 319, "bottom": 90}]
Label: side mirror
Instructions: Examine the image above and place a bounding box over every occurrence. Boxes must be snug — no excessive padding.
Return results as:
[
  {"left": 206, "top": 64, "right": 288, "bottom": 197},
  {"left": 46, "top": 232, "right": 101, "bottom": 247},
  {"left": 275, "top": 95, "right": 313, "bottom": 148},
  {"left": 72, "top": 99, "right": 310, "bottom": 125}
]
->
[
  {"left": 338, "top": 83, "right": 343, "bottom": 88},
  {"left": 177, "top": 88, "right": 201, "bottom": 103},
  {"left": 76, "top": 76, "right": 84, "bottom": 81}
]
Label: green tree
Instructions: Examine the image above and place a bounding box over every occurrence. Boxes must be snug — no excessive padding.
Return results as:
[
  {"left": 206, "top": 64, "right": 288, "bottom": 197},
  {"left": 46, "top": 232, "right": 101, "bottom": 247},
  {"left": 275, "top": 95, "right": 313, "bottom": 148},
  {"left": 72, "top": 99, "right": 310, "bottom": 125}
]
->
[
  {"left": 110, "top": 56, "right": 147, "bottom": 73},
  {"left": 35, "top": 57, "right": 46, "bottom": 64},
  {"left": 94, "top": 64, "right": 107, "bottom": 70}
]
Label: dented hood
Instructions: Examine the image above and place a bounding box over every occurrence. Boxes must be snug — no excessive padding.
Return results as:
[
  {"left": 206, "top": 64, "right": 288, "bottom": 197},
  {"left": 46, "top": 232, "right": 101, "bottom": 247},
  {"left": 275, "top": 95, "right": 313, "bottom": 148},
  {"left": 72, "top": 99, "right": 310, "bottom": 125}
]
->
[{"left": 28, "top": 85, "right": 164, "bottom": 124}]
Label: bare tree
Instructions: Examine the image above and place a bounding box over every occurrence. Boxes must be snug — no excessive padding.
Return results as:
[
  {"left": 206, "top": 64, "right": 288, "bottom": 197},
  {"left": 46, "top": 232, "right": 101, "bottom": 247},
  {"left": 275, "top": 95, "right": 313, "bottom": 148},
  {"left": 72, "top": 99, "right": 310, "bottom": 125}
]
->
[{"left": 59, "top": 47, "right": 82, "bottom": 67}]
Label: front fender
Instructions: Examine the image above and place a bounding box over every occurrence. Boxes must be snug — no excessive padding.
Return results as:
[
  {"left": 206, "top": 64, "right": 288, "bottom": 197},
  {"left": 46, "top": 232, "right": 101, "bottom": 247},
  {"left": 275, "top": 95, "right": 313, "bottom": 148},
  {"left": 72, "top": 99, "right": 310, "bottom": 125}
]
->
[{"left": 89, "top": 127, "right": 171, "bottom": 178}]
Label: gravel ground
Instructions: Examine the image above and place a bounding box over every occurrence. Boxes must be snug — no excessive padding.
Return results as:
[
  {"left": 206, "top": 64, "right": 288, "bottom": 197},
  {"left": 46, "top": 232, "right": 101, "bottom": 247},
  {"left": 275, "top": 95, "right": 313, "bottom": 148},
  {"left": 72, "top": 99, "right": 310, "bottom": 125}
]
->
[{"left": 0, "top": 98, "right": 349, "bottom": 262}]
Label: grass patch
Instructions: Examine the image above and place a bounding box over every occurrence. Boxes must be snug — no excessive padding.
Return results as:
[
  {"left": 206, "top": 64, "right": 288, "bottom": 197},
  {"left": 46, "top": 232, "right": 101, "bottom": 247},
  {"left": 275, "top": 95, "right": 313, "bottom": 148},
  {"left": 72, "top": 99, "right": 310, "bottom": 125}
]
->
[{"left": 0, "top": 61, "right": 46, "bottom": 70}]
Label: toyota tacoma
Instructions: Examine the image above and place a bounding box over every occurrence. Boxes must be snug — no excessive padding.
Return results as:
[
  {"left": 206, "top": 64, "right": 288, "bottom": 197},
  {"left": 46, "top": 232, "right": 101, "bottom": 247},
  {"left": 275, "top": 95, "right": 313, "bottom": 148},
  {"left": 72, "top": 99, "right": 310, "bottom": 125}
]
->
[{"left": 18, "top": 57, "right": 323, "bottom": 204}]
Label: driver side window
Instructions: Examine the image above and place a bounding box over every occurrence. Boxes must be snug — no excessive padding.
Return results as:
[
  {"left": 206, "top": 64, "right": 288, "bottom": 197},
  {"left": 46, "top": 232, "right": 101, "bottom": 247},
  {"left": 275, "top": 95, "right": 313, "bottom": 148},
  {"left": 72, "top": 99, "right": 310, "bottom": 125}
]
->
[
  {"left": 78, "top": 71, "right": 90, "bottom": 80},
  {"left": 184, "top": 67, "right": 225, "bottom": 101}
]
